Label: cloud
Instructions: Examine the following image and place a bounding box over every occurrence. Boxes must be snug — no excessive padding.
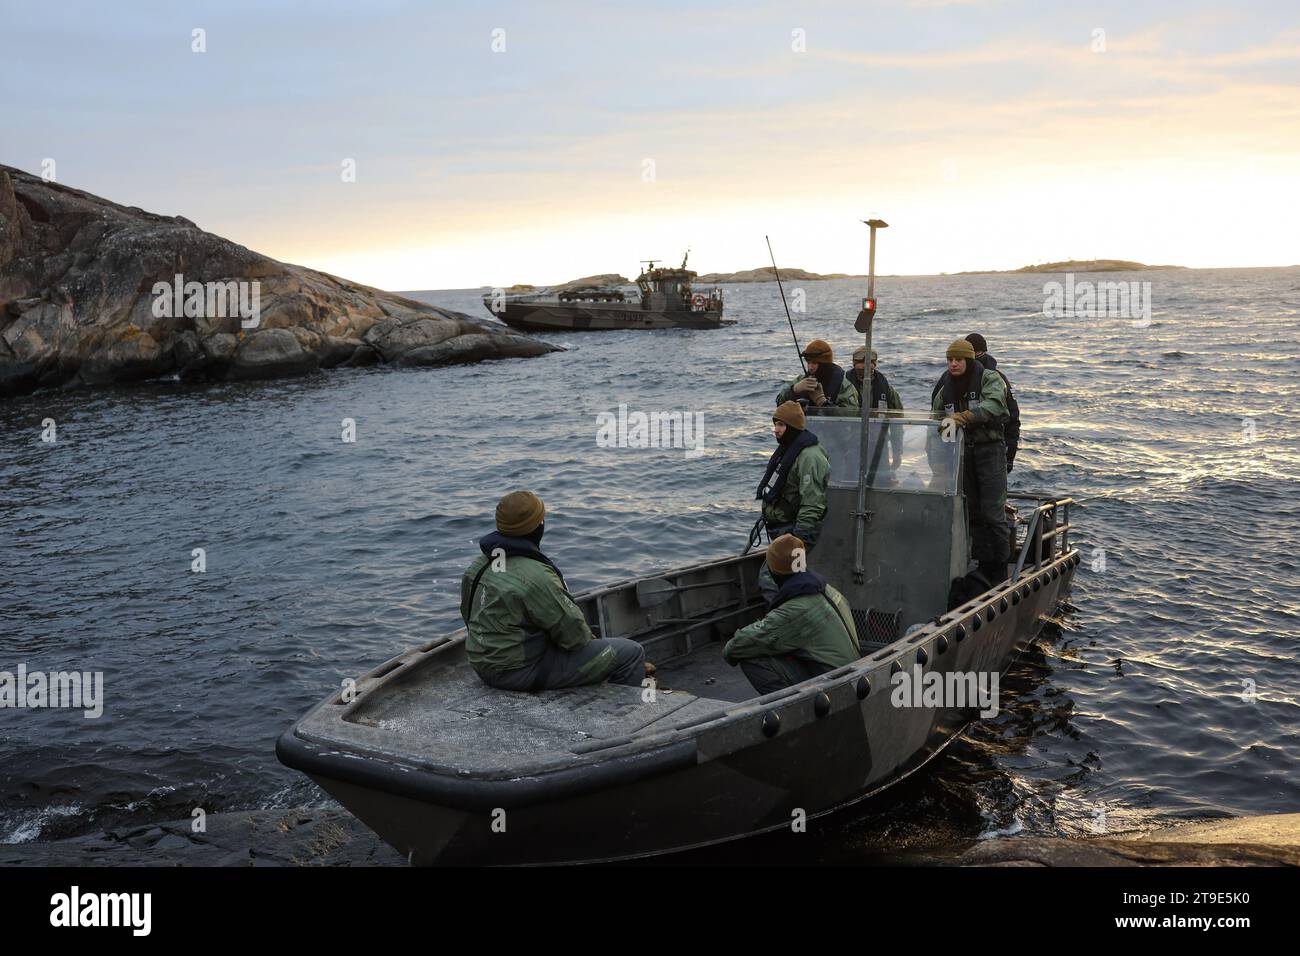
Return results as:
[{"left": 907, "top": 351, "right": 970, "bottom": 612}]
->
[{"left": 8, "top": 1, "right": 1297, "bottom": 287}]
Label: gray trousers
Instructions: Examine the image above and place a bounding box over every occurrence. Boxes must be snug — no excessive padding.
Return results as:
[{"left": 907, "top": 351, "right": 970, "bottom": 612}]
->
[
  {"left": 477, "top": 637, "right": 646, "bottom": 692},
  {"left": 740, "top": 655, "right": 834, "bottom": 696},
  {"left": 965, "top": 439, "right": 1010, "bottom": 567}
]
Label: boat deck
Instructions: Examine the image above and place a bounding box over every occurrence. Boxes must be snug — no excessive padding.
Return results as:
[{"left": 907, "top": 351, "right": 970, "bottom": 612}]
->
[
  {"left": 342, "top": 641, "right": 750, "bottom": 773},
  {"left": 298, "top": 552, "right": 772, "bottom": 776},
  {"left": 651, "top": 640, "right": 758, "bottom": 702}
]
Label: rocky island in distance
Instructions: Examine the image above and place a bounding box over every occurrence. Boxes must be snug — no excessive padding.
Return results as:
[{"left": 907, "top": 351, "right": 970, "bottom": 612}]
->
[
  {"left": 498, "top": 273, "right": 632, "bottom": 294},
  {"left": 502, "top": 266, "right": 862, "bottom": 291},
  {"left": 516, "top": 258, "right": 1189, "bottom": 290},
  {"left": 949, "top": 258, "right": 1186, "bottom": 275},
  {"left": 0, "top": 165, "right": 558, "bottom": 398}
]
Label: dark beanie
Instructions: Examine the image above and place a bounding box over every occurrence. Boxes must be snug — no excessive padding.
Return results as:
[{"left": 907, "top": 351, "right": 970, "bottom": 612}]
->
[
  {"left": 773, "top": 400, "right": 806, "bottom": 430},
  {"left": 946, "top": 338, "right": 976, "bottom": 360},
  {"left": 496, "top": 491, "right": 545, "bottom": 536},
  {"left": 767, "top": 533, "right": 807, "bottom": 575},
  {"left": 801, "top": 339, "right": 833, "bottom": 363}
]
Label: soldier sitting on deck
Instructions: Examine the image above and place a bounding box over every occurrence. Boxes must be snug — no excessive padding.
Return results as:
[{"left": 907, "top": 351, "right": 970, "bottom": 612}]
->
[
  {"left": 460, "top": 491, "right": 645, "bottom": 691},
  {"left": 724, "top": 535, "right": 860, "bottom": 695},
  {"left": 776, "top": 339, "right": 860, "bottom": 410}
]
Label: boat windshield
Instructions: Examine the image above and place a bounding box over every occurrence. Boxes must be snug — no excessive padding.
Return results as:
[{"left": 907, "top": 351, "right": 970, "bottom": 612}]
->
[{"left": 807, "top": 416, "right": 962, "bottom": 495}]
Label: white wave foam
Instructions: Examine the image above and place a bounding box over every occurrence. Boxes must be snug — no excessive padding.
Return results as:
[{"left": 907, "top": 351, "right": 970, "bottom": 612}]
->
[{"left": 0, "top": 804, "right": 85, "bottom": 844}]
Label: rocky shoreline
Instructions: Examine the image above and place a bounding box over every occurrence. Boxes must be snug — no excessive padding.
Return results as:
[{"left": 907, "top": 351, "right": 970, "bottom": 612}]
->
[
  {"left": 4, "top": 809, "right": 1296, "bottom": 867},
  {"left": 0, "top": 809, "right": 405, "bottom": 867},
  {"left": 954, "top": 814, "right": 1300, "bottom": 866},
  {"left": 0, "top": 165, "right": 557, "bottom": 398}
]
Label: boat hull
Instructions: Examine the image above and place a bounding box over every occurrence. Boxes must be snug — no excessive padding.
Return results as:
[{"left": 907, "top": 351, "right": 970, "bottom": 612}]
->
[
  {"left": 485, "top": 299, "right": 731, "bottom": 331},
  {"left": 278, "top": 549, "right": 1079, "bottom": 864}
]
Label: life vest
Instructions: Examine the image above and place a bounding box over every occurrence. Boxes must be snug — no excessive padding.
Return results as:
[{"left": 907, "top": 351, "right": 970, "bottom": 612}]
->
[
  {"left": 821, "top": 364, "right": 846, "bottom": 403},
  {"left": 932, "top": 358, "right": 987, "bottom": 414},
  {"left": 850, "top": 368, "right": 892, "bottom": 408},
  {"left": 870, "top": 370, "right": 893, "bottom": 408},
  {"left": 756, "top": 429, "right": 820, "bottom": 504}
]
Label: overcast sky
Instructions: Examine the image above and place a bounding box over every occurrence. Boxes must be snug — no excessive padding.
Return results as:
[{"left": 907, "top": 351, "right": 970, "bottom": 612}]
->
[{"left": 5, "top": 0, "right": 1298, "bottom": 288}]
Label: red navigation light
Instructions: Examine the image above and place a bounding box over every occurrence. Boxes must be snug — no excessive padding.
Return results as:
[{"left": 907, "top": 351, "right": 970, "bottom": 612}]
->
[{"left": 855, "top": 296, "right": 877, "bottom": 332}]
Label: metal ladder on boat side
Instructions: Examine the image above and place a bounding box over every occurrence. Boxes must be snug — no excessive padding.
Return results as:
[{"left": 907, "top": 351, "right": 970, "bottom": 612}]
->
[{"left": 1009, "top": 494, "right": 1075, "bottom": 579}]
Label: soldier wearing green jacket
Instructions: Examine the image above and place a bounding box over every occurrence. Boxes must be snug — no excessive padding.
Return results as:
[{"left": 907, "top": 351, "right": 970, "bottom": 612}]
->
[
  {"left": 725, "top": 534, "right": 861, "bottom": 695},
  {"left": 460, "top": 491, "right": 645, "bottom": 691},
  {"left": 776, "top": 339, "right": 860, "bottom": 411},
  {"left": 755, "top": 401, "right": 831, "bottom": 600},
  {"left": 928, "top": 338, "right": 1011, "bottom": 582},
  {"left": 848, "top": 347, "right": 904, "bottom": 411},
  {"left": 849, "top": 346, "right": 905, "bottom": 470}
]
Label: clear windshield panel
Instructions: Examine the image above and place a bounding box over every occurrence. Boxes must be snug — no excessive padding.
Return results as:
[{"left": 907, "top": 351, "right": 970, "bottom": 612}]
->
[{"left": 808, "top": 416, "right": 961, "bottom": 495}]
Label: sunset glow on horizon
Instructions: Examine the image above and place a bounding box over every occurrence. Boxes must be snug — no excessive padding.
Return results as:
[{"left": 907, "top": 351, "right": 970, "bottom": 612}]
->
[{"left": 7, "top": 1, "right": 1299, "bottom": 290}]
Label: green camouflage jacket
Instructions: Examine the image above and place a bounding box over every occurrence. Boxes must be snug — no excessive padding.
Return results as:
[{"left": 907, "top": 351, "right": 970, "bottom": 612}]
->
[
  {"left": 460, "top": 550, "right": 594, "bottom": 674},
  {"left": 724, "top": 582, "right": 860, "bottom": 667},
  {"left": 776, "top": 368, "right": 860, "bottom": 410},
  {"left": 930, "top": 365, "right": 1009, "bottom": 445},
  {"left": 761, "top": 442, "right": 831, "bottom": 536}
]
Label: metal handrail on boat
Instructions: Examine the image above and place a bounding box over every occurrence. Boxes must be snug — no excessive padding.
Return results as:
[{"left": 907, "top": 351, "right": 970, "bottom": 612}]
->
[{"left": 1009, "top": 494, "right": 1075, "bottom": 579}]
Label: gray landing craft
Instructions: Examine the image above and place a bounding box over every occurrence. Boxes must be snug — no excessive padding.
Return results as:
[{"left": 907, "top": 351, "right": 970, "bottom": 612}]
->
[
  {"left": 481, "top": 252, "right": 730, "bottom": 331},
  {"left": 277, "top": 411, "right": 1080, "bottom": 864}
]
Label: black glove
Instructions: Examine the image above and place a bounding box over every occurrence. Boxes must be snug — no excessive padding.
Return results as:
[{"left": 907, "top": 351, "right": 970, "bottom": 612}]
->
[{"left": 791, "top": 526, "right": 818, "bottom": 548}]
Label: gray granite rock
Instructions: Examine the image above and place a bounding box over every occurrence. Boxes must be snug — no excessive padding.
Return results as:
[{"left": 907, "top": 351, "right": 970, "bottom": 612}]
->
[
  {"left": 958, "top": 813, "right": 1300, "bottom": 867},
  {"left": 0, "top": 165, "right": 558, "bottom": 396},
  {"left": 0, "top": 809, "right": 405, "bottom": 867}
]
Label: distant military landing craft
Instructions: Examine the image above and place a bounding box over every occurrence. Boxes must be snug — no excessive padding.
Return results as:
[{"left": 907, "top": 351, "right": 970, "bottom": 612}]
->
[{"left": 482, "top": 252, "right": 731, "bottom": 331}]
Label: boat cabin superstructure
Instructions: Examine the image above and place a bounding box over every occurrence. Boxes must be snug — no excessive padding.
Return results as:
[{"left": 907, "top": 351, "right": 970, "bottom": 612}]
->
[
  {"left": 801, "top": 410, "right": 968, "bottom": 643},
  {"left": 795, "top": 406, "right": 1073, "bottom": 644},
  {"left": 635, "top": 253, "right": 724, "bottom": 315}
]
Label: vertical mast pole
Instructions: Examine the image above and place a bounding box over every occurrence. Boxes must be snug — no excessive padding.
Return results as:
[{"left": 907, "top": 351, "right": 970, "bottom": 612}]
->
[{"left": 852, "top": 218, "right": 888, "bottom": 583}]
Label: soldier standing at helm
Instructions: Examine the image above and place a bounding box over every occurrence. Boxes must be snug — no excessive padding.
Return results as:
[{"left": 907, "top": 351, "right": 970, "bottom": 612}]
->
[
  {"left": 724, "top": 534, "right": 860, "bottom": 695},
  {"left": 776, "top": 339, "right": 859, "bottom": 410},
  {"left": 460, "top": 491, "right": 646, "bottom": 691},
  {"left": 754, "top": 401, "right": 830, "bottom": 600},
  {"left": 849, "top": 346, "right": 905, "bottom": 471},
  {"left": 929, "top": 339, "right": 1011, "bottom": 583},
  {"left": 964, "top": 333, "right": 1021, "bottom": 473},
  {"left": 848, "top": 347, "right": 903, "bottom": 413}
]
